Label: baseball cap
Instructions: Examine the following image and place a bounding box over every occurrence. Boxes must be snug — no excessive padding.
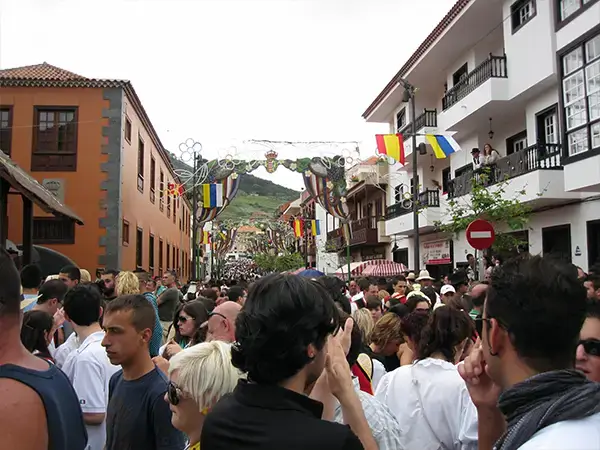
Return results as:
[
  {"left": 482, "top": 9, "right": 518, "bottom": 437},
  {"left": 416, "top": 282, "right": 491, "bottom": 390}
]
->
[{"left": 441, "top": 285, "right": 456, "bottom": 296}]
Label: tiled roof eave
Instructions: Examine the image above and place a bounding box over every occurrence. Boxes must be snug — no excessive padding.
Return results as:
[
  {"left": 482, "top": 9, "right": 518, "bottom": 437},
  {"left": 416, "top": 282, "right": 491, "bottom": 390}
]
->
[{"left": 0, "top": 78, "right": 128, "bottom": 88}]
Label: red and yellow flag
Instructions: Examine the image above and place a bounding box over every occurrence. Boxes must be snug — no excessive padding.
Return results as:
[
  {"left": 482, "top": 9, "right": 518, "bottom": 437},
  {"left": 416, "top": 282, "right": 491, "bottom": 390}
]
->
[
  {"left": 293, "top": 219, "right": 304, "bottom": 238},
  {"left": 376, "top": 134, "right": 405, "bottom": 165}
]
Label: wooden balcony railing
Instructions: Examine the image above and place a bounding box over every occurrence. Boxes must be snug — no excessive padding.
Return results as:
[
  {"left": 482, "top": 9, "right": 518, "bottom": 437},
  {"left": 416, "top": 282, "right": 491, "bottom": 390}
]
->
[
  {"left": 442, "top": 54, "right": 508, "bottom": 111},
  {"left": 325, "top": 216, "right": 381, "bottom": 251},
  {"left": 448, "top": 143, "right": 563, "bottom": 199},
  {"left": 399, "top": 109, "right": 438, "bottom": 135}
]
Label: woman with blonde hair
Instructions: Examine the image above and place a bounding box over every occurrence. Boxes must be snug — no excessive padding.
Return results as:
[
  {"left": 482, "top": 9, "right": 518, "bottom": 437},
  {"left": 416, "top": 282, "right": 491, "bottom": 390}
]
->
[
  {"left": 115, "top": 271, "right": 140, "bottom": 296},
  {"left": 166, "top": 341, "right": 242, "bottom": 449},
  {"left": 352, "top": 308, "right": 374, "bottom": 345},
  {"left": 79, "top": 269, "right": 92, "bottom": 283}
]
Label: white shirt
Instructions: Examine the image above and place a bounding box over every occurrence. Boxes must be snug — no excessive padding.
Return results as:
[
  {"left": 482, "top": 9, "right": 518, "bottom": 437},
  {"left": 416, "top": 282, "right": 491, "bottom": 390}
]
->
[
  {"left": 54, "top": 332, "right": 80, "bottom": 368},
  {"left": 372, "top": 359, "right": 386, "bottom": 392},
  {"left": 61, "top": 331, "right": 121, "bottom": 450},
  {"left": 517, "top": 412, "right": 600, "bottom": 449},
  {"left": 375, "top": 358, "right": 478, "bottom": 450}
]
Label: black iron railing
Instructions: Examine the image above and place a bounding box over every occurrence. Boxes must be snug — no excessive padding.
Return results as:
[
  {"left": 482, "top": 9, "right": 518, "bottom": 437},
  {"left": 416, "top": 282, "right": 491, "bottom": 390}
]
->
[
  {"left": 448, "top": 143, "right": 563, "bottom": 199},
  {"left": 400, "top": 109, "right": 438, "bottom": 135},
  {"left": 442, "top": 54, "right": 508, "bottom": 111},
  {"left": 385, "top": 189, "right": 441, "bottom": 220}
]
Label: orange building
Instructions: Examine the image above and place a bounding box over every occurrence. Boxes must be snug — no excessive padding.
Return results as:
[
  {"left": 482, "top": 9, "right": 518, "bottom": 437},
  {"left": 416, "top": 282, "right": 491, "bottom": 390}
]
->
[{"left": 0, "top": 63, "right": 192, "bottom": 280}]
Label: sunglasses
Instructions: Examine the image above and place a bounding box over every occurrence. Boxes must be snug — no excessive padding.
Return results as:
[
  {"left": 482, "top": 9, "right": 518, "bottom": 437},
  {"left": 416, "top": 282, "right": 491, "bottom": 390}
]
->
[
  {"left": 473, "top": 317, "right": 491, "bottom": 336},
  {"left": 579, "top": 339, "right": 600, "bottom": 357},
  {"left": 178, "top": 316, "right": 192, "bottom": 323},
  {"left": 167, "top": 381, "right": 209, "bottom": 414}
]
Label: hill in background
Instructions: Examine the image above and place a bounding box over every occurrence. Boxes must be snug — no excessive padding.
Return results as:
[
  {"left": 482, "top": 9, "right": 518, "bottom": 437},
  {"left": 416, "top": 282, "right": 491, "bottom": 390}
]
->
[{"left": 167, "top": 153, "right": 300, "bottom": 222}]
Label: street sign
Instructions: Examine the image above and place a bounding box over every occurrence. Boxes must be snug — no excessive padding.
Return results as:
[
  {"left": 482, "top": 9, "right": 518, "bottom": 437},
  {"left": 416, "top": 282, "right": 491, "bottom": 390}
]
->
[{"left": 466, "top": 219, "right": 495, "bottom": 250}]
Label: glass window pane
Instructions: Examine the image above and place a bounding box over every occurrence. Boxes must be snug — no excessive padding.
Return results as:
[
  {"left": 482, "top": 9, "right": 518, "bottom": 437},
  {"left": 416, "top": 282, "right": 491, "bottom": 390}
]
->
[
  {"left": 564, "top": 47, "right": 584, "bottom": 75},
  {"left": 592, "top": 123, "right": 600, "bottom": 149},
  {"left": 563, "top": 71, "right": 585, "bottom": 103},
  {"left": 568, "top": 128, "right": 588, "bottom": 156},
  {"left": 586, "top": 61, "right": 600, "bottom": 94},
  {"left": 589, "top": 92, "right": 600, "bottom": 120},
  {"left": 587, "top": 36, "right": 600, "bottom": 63},
  {"left": 566, "top": 99, "right": 587, "bottom": 129},
  {"left": 561, "top": 0, "right": 580, "bottom": 20}
]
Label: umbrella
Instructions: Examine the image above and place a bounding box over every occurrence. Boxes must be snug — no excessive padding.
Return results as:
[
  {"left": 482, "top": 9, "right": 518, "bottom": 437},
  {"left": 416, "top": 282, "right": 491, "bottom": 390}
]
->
[{"left": 296, "top": 269, "right": 325, "bottom": 278}]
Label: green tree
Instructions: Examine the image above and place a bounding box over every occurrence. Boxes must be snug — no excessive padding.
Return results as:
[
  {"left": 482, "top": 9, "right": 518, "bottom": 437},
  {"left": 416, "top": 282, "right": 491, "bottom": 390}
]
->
[
  {"left": 274, "top": 253, "right": 304, "bottom": 272},
  {"left": 254, "top": 253, "right": 276, "bottom": 272},
  {"left": 434, "top": 168, "right": 534, "bottom": 254}
]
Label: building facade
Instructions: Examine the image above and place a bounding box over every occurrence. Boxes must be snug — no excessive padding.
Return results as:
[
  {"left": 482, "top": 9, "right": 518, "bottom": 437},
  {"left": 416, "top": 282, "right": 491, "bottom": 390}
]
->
[
  {"left": 0, "top": 63, "right": 192, "bottom": 279},
  {"left": 326, "top": 157, "right": 391, "bottom": 264},
  {"left": 364, "top": 0, "right": 600, "bottom": 273}
]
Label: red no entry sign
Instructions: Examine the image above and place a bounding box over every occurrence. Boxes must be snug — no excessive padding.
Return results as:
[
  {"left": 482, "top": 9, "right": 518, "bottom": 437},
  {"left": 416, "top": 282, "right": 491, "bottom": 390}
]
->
[{"left": 466, "top": 219, "right": 495, "bottom": 250}]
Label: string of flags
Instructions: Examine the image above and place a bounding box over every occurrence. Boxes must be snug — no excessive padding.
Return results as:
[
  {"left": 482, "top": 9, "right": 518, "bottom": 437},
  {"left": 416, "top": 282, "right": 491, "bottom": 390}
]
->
[
  {"left": 376, "top": 133, "right": 461, "bottom": 164},
  {"left": 166, "top": 182, "right": 184, "bottom": 198},
  {"left": 292, "top": 219, "right": 321, "bottom": 238}
]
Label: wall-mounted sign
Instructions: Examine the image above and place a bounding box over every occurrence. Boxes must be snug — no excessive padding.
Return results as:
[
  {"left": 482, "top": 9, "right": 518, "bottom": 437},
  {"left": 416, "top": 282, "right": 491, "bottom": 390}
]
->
[
  {"left": 42, "top": 178, "right": 65, "bottom": 203},
  {"left": 421, "top": 240, "right": 451, "bottom": 265},
  {"left": 575, "top": 246, "right": 582, "bottom": 256}
]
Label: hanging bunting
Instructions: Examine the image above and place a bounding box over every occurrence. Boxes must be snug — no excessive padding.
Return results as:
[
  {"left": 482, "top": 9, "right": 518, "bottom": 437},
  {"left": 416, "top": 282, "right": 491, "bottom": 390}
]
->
[
  {"left": 376, "top": 134, "right": 405, "bottom": 165},
  {"left": 425, "top": 134, "right": 461, "bottom": 159},
  {"left": 293, "top": 219, "right": 304, "bottom": 238},
  {"left": 311, "top": 219, "right": 320, "bottom": 236},
  {"left": 202, "top": 183, "right": 224, "bottom": 208}
]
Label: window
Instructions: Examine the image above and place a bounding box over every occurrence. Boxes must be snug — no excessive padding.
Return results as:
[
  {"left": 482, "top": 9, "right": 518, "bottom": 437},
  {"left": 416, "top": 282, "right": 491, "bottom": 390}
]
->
[
  {"left": 452, "top": 63, "right": 468, "bottom": 86},
  {"left": 173, "top": 198, "right": 177, "bottom": 224},
  {"left": 558, "top": 0, "right": 598, "bottom": 22},
  {"left": 33, "top": 217, "right": 75, "bottom": 244},
  {"left": 0, "top": 107, "right": 12, "bottom": 156},
  {"left": 150, "top": 158, "right": 156, "bottom": 203},
  {"left": 122, "top": 220, "right": 130, "bottom": 245},
  {"left": 149, "top": 234, "right": 155, "bottom": 273},
  {"left": 511, "top": 0, "right": 536, "bottom": 33},
  {"left": 561, "top": 33, "right": 600, "bottom": 156},
  {"left": 136, "top": 227, "right": 143, "bottom": 270},
  {"left": 393, "top": 184, "right": 404, "bottom": 203},
  {"left": 396, "top": 109, "right": 406, "bottom": 132},
  {"left": 166, "top": 244, "right": 171, "bottom": 270},
  {"left": 536, "top": 105, "right": 559, "bottom": 145},
  {"left": 167, "top": 194, "right": 171, "bottom": 218},
  {"left": 410, "top": 176, "right": 420, "bottom": 196},
  {"left": 137, "top": 135, "right": 144, "bottom": 192},
  {"left": 158, "top": 238, "right": 164, "bottom": 272},
  {"left": 506, "top": 130, "right": 528, "bottom": 155},
  {"left": 442, "top": 167, "right": 451, "bottom": 194},
  {"left": 159, "top": 171, "right": 165, "bottom": 212},
  {"left": 32, "top": 107, "right": 78, "bottom": 171},
  {"left": 125, "top": 117, "right": 132, "bottom": 143}
]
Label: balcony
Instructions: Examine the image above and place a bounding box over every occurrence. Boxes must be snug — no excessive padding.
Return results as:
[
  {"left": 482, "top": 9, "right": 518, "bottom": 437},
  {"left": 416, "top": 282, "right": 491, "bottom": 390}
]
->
[
  {"left": 399, "top": 109, "right": 438, "bottom": 136},
  {"left": 326, "top": 216, "right": 381, "bottom": 251},
  {"left": 438, "top": 54, "right": 509, "bottom": 133},
  {"left": 384, "top": 189, "right": 442, "bottom": 236},
  {"left": 447, "top": 143, "right": 580, "bottom": 207},
  {"left": 442, "top": 55, "right": 508, "bottom": 111}
]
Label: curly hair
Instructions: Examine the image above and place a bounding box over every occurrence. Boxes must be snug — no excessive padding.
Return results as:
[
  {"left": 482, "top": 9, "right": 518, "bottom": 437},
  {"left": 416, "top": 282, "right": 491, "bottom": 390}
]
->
[
  {"left": 417, "top": 306, "right": 473, "bottom": 363},
  {"left": 116, "top": 271, "right": 140, "bottom": 296},
  {"left": 231, "top": 274, "right": 339, "bottom": 384},
  {"left": 370, "top": 312, "right": 403, "bottom": 348}
]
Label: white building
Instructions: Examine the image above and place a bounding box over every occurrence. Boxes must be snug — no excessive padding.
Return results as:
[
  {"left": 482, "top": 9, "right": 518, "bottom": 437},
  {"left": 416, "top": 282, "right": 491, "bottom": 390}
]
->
[{"left": 363, "top": 0, "right": 600, "bottom": 275}]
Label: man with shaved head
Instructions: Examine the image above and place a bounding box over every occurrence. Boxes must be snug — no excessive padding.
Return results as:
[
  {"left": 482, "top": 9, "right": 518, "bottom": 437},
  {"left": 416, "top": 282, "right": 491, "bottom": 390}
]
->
[{"left": 205, "top": 301, "right": 241, "bottom": 343}]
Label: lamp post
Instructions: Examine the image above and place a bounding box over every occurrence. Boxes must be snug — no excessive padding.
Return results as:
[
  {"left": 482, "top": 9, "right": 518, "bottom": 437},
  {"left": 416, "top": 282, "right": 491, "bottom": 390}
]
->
[
  {"left": 398, "top": 78, "right": 420, "bottom": 272},
  {"left": 178, "top": 139, "right": 202, "bottom": 280}
]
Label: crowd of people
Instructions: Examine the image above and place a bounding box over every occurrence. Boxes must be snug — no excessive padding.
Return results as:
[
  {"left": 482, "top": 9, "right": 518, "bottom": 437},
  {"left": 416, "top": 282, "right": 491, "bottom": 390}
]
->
[{"left": 1, "top": 249, "right": 600, "bottom": 449}]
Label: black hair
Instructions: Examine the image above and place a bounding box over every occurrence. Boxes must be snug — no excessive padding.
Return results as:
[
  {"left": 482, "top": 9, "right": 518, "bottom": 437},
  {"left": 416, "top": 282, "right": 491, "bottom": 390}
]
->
[
  {"left": 365, "top": 295, "right": 382, "bottom": 311},
  {"left": 21, "top": 310, "right": 54, "bottom": 360},
  {"left": 0, "top": 249, "right": 22, "bottom": 317},
  {"left": 400, "top": 310, "right": 430, "bottom": 347},
  {"left": 486, "top": 254, "right": 587, "bottom": 372},
  {"left": 201, "top": 289, "right": 218, "bottom": 302},
  {"left": 20, "top": 264, "right": 43, "bottom": 290},
  {"left": 357, "top": 278, "right": 370, "bottom": 291},
  {"left": 102, "top": 269, "right": 119, "bottom": 277},
  {"left": 60, "top": 265, "right": 81, "bottom": 282},
  {"left": 392, "top": 275, "right": 407, "bottom": 285},
  {"left": 388, "top": 303, "right": 409, "bottom": 318},
  {"left": 37, "top": 279, "right": 68, "bottom": 305},
  {"left": 586, "top": 300, "right": 600, "bottom": 319},
  {"left": 316, "top": 276, "right": 352, "bottom": 315},
  {"left": 467, "top": 253, "right": 474, "bottom": 259},
  {"left": 406, "top": 294, "right": 431, "bottom": 312},
  {"left": 417, "top": 306, "right": 474, "bottom": 363},
  {"left": 377, "top": 277, "right": 387, "bottom": 286},
  {"left": 585, "top": 275, "right": 600, "bottom": 292},
  {"left": 63, "top": 283, "right": 103, "bottom": 326},
  {"left": 176, "top": 300, "right": 209, "bottom": 345},
  {"left": 421, "top": 286, "right": 438, "bottom": 306},
  {"left": 227, "top": 286, "right": 244, "bottom": 303},
  {"left": 104, "top": 294, "right": 156, "bottom": 333},
  {"left": 231, "top": 274, "right": 339, "bottom": 384},
  {"left": 338, "top": 311, "right": 362, "bottom": 367}
]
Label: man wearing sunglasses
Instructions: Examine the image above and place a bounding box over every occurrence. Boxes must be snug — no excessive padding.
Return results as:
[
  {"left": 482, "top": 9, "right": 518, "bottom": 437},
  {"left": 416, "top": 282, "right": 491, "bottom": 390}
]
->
[
  {"left": 576, "top": 301, "right": 600, "bottom": 383},
  {"left": 204, "top": 301, "right": 241, "bottom": 343}
]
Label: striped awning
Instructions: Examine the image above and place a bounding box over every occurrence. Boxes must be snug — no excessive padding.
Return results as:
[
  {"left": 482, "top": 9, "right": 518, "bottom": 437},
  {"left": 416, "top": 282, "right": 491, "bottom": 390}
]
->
[
  {"left": 361, "top": 261, "right": 408, "bottom": 277},
  {"left": 335, "top": 259, "right": 406, "bottom": 278}
]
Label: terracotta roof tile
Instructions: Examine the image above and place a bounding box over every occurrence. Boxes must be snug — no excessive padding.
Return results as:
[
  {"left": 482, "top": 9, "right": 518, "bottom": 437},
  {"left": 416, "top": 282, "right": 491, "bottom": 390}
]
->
[
  {"left": 0, "top": 62, "right": 86, "bottom": 80},
  {"left": 362, "top": 0, "right": 472, "bottom": 118}
]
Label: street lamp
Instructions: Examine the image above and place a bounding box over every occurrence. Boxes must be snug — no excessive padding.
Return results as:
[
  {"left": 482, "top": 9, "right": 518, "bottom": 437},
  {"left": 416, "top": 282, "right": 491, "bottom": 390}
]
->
[
  {"left": 178, "top": 138, "right": 202, "bottom": 280},
  {"left": 397, "top": 78, "right": 420, "bottom": 272}
]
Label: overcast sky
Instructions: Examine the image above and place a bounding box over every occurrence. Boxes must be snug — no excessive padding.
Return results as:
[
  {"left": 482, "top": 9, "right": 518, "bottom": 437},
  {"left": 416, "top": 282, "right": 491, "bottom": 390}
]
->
[{"left": 0, "top": 0, "right": 455, "bottom": 190}]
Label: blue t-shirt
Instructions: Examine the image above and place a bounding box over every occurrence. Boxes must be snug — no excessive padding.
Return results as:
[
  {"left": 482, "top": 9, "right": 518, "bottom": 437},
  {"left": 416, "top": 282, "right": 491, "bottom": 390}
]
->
[
  {"left": 143, "top": 292, "right": 163, "bottom": 357},
  {"left": 106, "top": 367, "right": 185, "bottom": 450}
]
